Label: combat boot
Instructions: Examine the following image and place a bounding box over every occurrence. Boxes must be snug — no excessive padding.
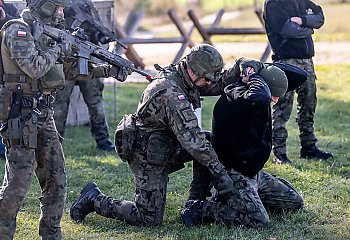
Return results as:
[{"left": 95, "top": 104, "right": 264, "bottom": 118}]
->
[
  {"left": 300, "top": 146, "right": 333, "bottom": 160},
  {"left": 70, "top": 182, "right": 101, "bottom": 222},
  {"left": 97, "top": 139, "right": 115, "bottom": 151},
  {"left": 181, "top": 200, "right": 205, "bottom": 227},
  {"left": 272, "top": 154, "right": 292, "bottom": 164}
]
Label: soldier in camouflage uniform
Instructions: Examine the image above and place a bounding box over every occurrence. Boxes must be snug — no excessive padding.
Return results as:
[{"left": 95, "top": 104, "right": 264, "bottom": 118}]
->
[
  {"left": 52, "top": 0, "right": 115, "bottom": 151},
  {"left": 0, "top": 0, "right": 130, "bottom": 238},
  {"left": 263, "top": 0, "right": 333, "bottom": 164},
  {"left": 70, "top": 44, "right": 240, "bottom": 226},
  {"left": 181, "top": 58, "right": 304, "bottom": 228},
  {"left": 0, "top": 0, "right": 19, "bottom": 161}
]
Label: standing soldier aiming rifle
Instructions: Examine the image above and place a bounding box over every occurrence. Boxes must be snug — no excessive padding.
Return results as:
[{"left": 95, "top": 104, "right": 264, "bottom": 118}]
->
[
  {"left": 0, "top": 0, "right": 131, "bottom": 238},
  {"left": 52, "top": 0, "right": 117, "bottom": 151}
]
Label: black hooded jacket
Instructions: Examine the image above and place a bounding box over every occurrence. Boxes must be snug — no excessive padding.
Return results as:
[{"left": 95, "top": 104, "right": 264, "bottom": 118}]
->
[
  {"left": 263, "top": 0, "right": 324, "bottom": 59},
  {"left": 212, "top": 75, "right": 272, "bottom": 177}
]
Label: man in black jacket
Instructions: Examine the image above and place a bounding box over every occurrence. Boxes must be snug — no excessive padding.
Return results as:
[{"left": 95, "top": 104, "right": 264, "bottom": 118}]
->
[
  {"left": 263, "top": 0, "right": 333, "bottom": 164},
  {"left": 181, "top": 58, "right": 304, "bottom": 228}
]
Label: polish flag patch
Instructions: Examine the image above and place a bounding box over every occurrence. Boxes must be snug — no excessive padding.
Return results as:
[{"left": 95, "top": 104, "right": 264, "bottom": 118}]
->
[
  {"left": 17, "top": 30, "right": 27, "bottom": 37},
  {"left": 178, "top": 94, "right": 186, "bottom": 100}
]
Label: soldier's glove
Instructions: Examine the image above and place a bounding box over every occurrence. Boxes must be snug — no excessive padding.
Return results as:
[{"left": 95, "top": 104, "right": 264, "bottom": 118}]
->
[
  {"left": 213, "top": 170, "right": 234, "bottom": 197},
  {"left": 98, "top": 33, "right": 112, "bottom": 44},
  {"left": 109, "top": 66, "right": 133, "bottom": 82},
  {"left": 210, "top": 162, "right": 234, "bottom": 199},
  {"left": 58, "top": 39, "right": 73, "bottom": 57},
  {"left": 239, "top": 58, "right": 265, "bottom": 76},
  {"left": 47, "top": 45, "right": 62, "bottom": 61}
]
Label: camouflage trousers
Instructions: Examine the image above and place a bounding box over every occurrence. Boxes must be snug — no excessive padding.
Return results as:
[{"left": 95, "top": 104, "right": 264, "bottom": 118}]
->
[
  {"left": 52, "top": 78, "right": 111, "bottom": 146},
  {"left": 203, "top": 169, "right": 304, "bottom": 228},
  {"left": 92, "top": 132, "right": 190, "bottom": 226},
  {"left": 0, "top": 108, "right": 67, "bottom": 239},
  {"left": 272, "top": 58, "right": 318, "bottom": 155}
]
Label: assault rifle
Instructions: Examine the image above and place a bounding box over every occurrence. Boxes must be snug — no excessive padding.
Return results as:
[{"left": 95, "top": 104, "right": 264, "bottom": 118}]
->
[
  {"left": 32, "top": 21, "right": 152, "bottom": 80},
  {"left": 64, "top": 3, "right": 127, "bottom": 48}
]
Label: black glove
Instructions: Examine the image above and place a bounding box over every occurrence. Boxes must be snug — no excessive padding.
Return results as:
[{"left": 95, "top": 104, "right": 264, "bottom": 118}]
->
[
  {"left": 98, "top": 32, "right": 112, "bottom": 44},
  {"left": 239, "top": 58, "right": 265, "bottom": 76},
  {"left": 213, "top": 170, "right": 234, "bottom": 196},
  {"left": 109, "top": 66, "right": 132, "bottom": 82},
  {"left": 58, "top": 39, "right": 72, "bottom": 57}
]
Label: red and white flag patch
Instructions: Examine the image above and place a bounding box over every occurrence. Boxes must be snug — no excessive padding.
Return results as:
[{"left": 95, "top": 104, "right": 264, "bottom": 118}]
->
[
  {"left": 17, "top": 30, "right": 27, "bottom": 37},
  {"left": 178, "top": 94, "right": 186, "bottom": 100}
]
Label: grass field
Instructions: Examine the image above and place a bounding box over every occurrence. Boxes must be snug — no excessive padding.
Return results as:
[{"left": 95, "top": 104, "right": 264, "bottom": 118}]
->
[{"left": 2, "top": 63, "right": 349, "bottom": 239}]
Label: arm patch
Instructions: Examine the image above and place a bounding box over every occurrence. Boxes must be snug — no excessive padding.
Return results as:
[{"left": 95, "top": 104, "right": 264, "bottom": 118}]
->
[
  {"left": 5, "top": 23, "right": 33, "bottom": 59},
  {"left": 175, "top": 106, "right": 198, "bottom": 131}
]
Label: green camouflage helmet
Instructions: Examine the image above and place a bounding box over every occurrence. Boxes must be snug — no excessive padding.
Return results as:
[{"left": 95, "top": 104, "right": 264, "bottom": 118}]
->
[{"left": 186, "top": 44, "right": 224, "bottom": 82}]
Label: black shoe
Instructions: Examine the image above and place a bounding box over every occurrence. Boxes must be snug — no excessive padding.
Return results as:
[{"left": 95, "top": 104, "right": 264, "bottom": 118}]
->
[
  {"left": 97, "top": 139, "right": 115, "bottom": 151},
  {"left": 180, "top": 200, "right": 204, "bottom": 228},
  {"left": 70, "top": 182, "right": 101, "bottom": 222},
  {"left": 300, "top": 146, "right": 333, "bottom": 160},
  {"left": 273, "top": 154, "right": 292, "bottom": 164}
]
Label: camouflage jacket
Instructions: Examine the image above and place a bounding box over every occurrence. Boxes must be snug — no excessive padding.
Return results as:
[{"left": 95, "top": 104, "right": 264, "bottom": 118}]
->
[
  {"left": 0, "top": 10, "right": 109, "bottom": 94},
  {"left": 135, "top": 65, "right": 237, "bottom": 175},
  {"left": 1, "top": 11, "right": 60, "bottom": 82}
]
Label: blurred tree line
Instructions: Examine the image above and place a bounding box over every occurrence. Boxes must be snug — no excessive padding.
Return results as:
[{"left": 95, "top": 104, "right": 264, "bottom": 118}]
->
[
  {"left": 116, "top": 0, "right": 348, "bottom": 16},
  {"left": 117, "top": 0, "right": 263, "bottom": 16}
]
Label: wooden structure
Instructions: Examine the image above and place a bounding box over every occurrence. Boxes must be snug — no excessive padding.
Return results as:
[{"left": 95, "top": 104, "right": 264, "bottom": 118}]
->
[
  {"left": 187, "top": 8, "right": 271, "bottom": 62},
  {"left": 115, "top": 9, "right": 195, "bottom": 67}
]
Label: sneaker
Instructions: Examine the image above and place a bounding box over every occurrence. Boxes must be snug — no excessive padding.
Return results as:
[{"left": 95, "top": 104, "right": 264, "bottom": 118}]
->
[
  {"left": 97, "top": 139, "right": 115, "bottom": 151},
  {"left": 70, "top": 182, "right": 101, "bottom": 222},
  {"left": 300, "top": 146, "right": 333, "bottom": 160},
  {"left": 272, "top": 154, "right": 292, "bottom": 164}
]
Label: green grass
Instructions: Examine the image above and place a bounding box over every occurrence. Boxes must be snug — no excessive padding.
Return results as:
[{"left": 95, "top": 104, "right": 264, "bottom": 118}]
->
[{"left": 2, "top": 64, "right": 350, "bottom": 239}]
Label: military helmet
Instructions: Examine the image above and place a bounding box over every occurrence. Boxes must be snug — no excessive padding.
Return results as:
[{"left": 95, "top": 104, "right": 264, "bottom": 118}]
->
[
  {"left": 27, "top": 0, "right": 68, "bottom": 18},
  {"left": 186, "top": 44, "right": 224, "bottom": 82},
  {"left": 259, "top": 65, "right": 288, "bottom": 97}
]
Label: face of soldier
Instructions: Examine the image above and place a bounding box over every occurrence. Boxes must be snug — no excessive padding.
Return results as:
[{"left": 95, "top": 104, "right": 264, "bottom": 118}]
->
[
  {"left": 195, "top": 78, "right": 212, "bottom": 88},
  {"left": 52, "top": 5, "right": 64, "bottom": 24},
  {"left": 187, "top": 67, "right": 212, "bottom": 88}
]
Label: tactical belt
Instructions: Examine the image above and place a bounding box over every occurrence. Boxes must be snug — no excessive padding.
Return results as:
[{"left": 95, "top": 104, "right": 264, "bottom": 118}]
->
[
  {"left": 3, "top": 74, "right": 30, "bottom": 83},
  {"left": 22, "top": 94, "right": 54, "bottom": 108}
]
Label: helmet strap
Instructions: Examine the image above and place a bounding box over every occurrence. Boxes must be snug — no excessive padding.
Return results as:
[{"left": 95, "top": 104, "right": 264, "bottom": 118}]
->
[{"left": 178, "top": 61, "right": 196, "bottom": 89}]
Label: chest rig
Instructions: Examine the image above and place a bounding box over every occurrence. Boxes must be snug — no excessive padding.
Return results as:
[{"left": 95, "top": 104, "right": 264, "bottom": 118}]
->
[
  {"left": 0, "top": 19, "right": 65, "bottom": 96},
  {"left": 0, "top": 19, "right": 64, "bottom": 148}
]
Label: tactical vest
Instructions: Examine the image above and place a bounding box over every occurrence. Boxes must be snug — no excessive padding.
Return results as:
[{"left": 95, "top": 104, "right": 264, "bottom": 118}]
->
[{"left": 0, "top": 19, "right": 65, "bottom": 95}]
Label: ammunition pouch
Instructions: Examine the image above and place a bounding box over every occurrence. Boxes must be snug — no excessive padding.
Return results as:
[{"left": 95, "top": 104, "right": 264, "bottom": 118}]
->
[
  {"left": 40, "top": 64, "right": 65, "bottom": 91},
  {"left": 115, "top": 114, "right": 138, "bottom": 162},
  {"left": 6, "top": 116, "right": 37, "bottom": 149},
  {"left": 22, "top": 119, "right": 37, "bottom": 149},
  {"left": 8, "top": 117, "right": 23, "bottom": 146},
  {"left": 146, "top": 131, "right": 177, "bottom": 166},
  {"left": 0, "top": 85, "right": 12, "bottom": 122}
]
